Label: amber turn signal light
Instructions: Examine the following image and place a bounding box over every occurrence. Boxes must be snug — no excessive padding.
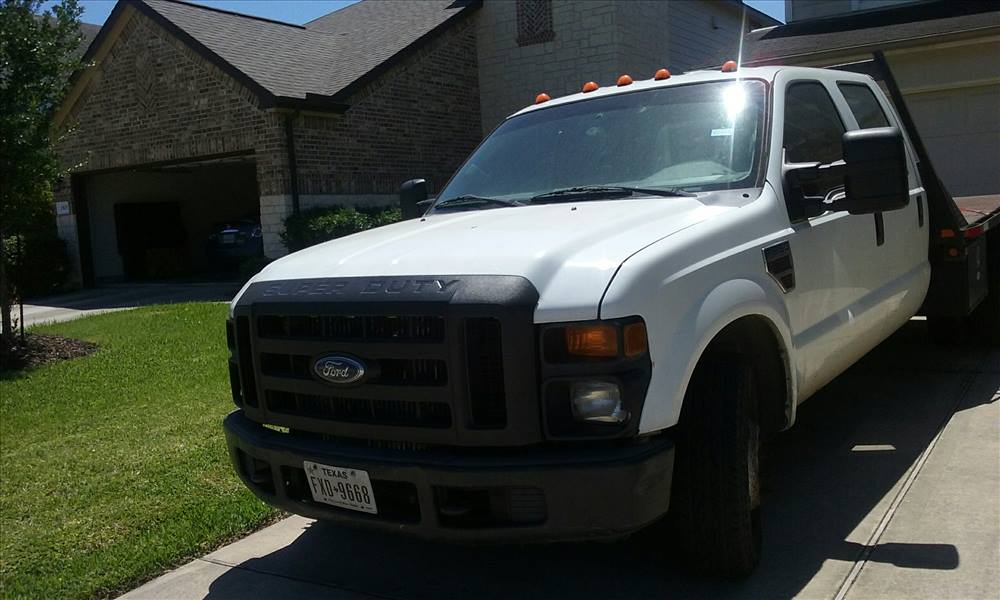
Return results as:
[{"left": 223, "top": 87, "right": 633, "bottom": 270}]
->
[
  {"left": 566, "top": 324, "right": 619, "bottom": 357},
  {"left": 623, "top": 322, "right": 648, "bottom": 357}
]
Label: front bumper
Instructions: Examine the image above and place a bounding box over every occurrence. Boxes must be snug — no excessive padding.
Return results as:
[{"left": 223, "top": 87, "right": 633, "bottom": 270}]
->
[{"left": 224, "top": 411, "right": 674, "bottom": 543}]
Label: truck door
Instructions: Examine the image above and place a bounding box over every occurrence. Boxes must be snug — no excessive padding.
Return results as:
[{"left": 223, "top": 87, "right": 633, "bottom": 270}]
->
[
  {"left": 833, "top": 80, "right": 928, "bottom": 313},
  {"left": 776, "top": 78, "right": 893, "bottom": 398}
]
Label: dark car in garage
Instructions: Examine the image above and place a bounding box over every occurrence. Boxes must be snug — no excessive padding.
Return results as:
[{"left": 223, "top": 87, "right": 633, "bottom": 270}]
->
[{"left": 207, "top": 219, "right": 263, "bottom": 267}]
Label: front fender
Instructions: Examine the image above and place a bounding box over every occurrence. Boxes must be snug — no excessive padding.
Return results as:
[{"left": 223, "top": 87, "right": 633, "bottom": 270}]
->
[
  {"left": 651, "top": 279, "right": 796, "bottom": 432},
  {"left": 601, "top": 251, "right": 796, "bottom": 434}
]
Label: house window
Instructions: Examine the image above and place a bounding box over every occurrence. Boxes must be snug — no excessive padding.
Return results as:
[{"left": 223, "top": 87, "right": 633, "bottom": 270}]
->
[{"left": 517, "top": 0, "right": 555, "bottom": 46}]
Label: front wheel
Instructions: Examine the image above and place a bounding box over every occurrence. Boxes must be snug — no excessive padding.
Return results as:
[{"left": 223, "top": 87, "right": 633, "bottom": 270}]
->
[{"left": 667, "top": 355, "right": 761, "bottom": 578}]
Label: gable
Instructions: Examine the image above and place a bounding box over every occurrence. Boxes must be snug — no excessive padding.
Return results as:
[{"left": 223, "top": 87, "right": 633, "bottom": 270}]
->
[{"left": 57, "top": 7, "right": 267, "bottom": 173}]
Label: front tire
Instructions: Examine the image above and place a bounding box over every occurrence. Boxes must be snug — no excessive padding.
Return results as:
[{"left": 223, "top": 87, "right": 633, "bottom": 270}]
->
[{"left": 668, "top": 355, "right": 762, "bottom": 578}]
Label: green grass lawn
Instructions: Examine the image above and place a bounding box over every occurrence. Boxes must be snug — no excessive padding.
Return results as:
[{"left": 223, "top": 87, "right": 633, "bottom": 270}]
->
[{"left": 0, "top": 303, "right": 278, "bottom": 599}]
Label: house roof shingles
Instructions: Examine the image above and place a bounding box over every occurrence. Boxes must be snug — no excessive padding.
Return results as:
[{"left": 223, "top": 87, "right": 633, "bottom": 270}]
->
[
  {"left": 129, "top": 0, "right": 476, "bottom": 104},
  {"left": 743, "top": 0, "right": 1000, "bottom": 65}
]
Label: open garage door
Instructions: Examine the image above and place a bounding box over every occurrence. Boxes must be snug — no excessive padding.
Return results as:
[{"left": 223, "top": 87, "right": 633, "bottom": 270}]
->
[{"left": 77, "top": 156, "right": 260, "bottom": 283}]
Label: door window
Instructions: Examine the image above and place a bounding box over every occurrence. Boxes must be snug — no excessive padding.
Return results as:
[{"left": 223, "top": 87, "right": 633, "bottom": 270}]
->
[
  {"left": 783, "top": 82, "right": 845, "bottom": 165},
  {"left": 838, "top": 83, "right": 890, "bottom": 129}
]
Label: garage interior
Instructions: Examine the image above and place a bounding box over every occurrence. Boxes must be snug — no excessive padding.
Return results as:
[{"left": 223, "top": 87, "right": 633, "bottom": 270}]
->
[{"left": 74, "top": 156, "right": 260, "bottom": 284}]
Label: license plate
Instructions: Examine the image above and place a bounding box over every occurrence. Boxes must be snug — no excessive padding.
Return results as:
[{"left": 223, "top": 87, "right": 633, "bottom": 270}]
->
[
  {"left": 303, "top": 461, "right": 378, "bottom": 514},
  {"left": 220, "top": 233, "right": 237, "bottom": 244}
]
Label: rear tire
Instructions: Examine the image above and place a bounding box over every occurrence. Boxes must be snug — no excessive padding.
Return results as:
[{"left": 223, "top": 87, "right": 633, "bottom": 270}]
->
[
  {"left": 668, "top": 355, "right": 761, "bottom": 578},
  {"left": 968, "top": 283, "right": 1000, "bottom": 345}
]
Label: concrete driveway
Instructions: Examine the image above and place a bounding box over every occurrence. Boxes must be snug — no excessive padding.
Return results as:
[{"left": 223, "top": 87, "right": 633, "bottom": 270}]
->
[
  {"left": 17, "top": 282, "right": 240, "bottom": 329},
  {"left": 123, "top": 321, "right": 999, "bottom": 600}
]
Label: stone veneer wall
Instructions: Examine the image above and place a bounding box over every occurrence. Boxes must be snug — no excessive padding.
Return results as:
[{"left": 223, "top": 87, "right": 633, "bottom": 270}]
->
[{"left": 475, "top": 0, "right": 764, "bottom": 134}]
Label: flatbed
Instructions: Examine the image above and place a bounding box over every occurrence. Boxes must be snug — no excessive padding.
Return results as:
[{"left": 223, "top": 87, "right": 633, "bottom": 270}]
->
[{"left": 955, "top": 194, "right": 1000, "bottom": 230}]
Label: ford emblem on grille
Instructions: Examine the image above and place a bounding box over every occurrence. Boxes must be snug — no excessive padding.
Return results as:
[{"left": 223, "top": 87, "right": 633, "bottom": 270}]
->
[{"left": 314, "top": 355, "right": 366, "bottom": 385}]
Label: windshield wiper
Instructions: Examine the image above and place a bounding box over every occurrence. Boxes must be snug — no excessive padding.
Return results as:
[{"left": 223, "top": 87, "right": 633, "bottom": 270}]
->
[
  {"left": 434, "top": 195, "right": 524, "bottom": 211},
  {"left": 530, "top": 185, "right": 695, "bottom": 203}
]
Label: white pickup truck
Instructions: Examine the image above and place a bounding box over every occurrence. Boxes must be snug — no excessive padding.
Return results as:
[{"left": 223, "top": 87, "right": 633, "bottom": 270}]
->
[{"left": 224, "top": 56, "right": 999, "bottom": 577}]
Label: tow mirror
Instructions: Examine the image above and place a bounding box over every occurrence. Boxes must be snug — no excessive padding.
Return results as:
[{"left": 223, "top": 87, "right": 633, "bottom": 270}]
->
[
  {"left": 782, "top": 127, "right": 908, "bottom": 222},
  {"left": 841, "top": 127, "right": 908, "bottom": 214},
  {"left": 400, "top": 178, "right": 428, "bottom": 219}
]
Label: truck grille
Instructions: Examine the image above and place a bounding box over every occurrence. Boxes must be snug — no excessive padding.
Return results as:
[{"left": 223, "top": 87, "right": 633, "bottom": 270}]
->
[
  {"left": 259, "top": 353, "right": 448, "bottom": 386},
  {"left": 258, "top": 314, "right": 445, "bottom": 342},
  {"left": 266, "top": 390, "right": 452, "bottom": 428},
  {"left": 228, "top": 276, "right": 541, "bottom": 446},
  {"left": 465, "top": 318, "right": 506, "bottom": 428}
]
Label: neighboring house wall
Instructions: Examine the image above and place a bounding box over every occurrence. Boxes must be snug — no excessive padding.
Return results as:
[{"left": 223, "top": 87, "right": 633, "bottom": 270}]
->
[
  {"left": 785, "top": 0, "right": 920, "bottom": 22},
  {"left": 476, "top": 0, "right": 620, "bottom": 133},
  {"left": 476, "top": 0, "right": 766, "bottom": 132},
  {"left": 664, "top": 0, "right": 752, "bottom": 72}
]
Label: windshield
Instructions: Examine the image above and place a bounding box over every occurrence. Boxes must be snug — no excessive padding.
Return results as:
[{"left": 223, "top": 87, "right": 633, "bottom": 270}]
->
[{"left": 434, "top": 80, "right": 767, "bottom": 208}]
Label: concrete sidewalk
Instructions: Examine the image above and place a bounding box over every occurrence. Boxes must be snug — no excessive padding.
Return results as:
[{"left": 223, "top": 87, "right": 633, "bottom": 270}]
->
[
  {"left": 16, "top": 282, "right": 239, "bottom": 329},
  {"left": 121, "top": 323, "right": 999, "bottom": 600}
]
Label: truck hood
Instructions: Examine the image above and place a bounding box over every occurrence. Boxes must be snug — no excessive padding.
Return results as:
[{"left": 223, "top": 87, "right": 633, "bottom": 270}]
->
[{"left": 238, "top": 197, "right": 734, "bottom": 321}]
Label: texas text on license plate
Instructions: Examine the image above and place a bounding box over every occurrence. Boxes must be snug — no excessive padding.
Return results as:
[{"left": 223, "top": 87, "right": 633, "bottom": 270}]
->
[{"left": 303, "top": 461, "right": 378, "bottom": 514}]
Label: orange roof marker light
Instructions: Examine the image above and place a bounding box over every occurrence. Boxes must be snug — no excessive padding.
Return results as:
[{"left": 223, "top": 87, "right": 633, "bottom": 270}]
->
[
  {"left": 721, "top": 60, "right": 738, "bottom": 73},
  {"left": 654, "top": 68, "right": 671, "bottom": 80},
  {"left": 534, "top": 92, "right": 551, "bottom": 104},
  {"left": 582, "top": 81, "right": 599, "bottom": 93},
  {"left": 617, "top": 74, "right": 633, "bottom": 86}
]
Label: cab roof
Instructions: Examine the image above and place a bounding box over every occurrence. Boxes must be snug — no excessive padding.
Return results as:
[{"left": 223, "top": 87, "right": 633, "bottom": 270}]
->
[{"left": 509, "top": 65, "right": 830, "bottom": 119}]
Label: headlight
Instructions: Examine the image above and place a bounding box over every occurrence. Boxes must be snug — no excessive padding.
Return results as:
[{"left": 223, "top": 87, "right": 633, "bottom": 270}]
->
[
  {"left": 539, "top": 317, "right": 650, "bottom": 439},
  {"left": 570, "top": 381, "right": 628, "bottom": 423}
]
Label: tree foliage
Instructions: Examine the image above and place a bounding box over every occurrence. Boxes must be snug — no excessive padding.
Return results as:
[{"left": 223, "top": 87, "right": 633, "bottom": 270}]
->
[{"left": 0, "top": 0, "right": 85, "bottom": 363}]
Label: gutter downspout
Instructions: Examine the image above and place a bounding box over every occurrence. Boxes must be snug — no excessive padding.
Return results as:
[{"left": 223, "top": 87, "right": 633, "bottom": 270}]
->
[{"left": 284, "top": 113, "right": 300, "bottom": 215}]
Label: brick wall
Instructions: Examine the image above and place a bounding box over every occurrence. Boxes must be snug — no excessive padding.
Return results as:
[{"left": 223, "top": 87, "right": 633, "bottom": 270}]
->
[
  {"left": 56, "top": 10, "right": 284, "bottom": 186},
  {"left": 290, "top": 15, "right": 482, "bottom": 199}
]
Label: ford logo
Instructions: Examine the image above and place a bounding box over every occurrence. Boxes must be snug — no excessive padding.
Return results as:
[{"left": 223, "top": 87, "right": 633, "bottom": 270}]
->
[{"left": 313, "top": 355, "right": 366, "bottom": 385}]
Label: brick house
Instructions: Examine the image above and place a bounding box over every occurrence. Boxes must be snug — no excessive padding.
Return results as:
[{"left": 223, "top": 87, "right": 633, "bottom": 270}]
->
[{"left": 54, "top": 0, "right": 776, "bottom": 285}]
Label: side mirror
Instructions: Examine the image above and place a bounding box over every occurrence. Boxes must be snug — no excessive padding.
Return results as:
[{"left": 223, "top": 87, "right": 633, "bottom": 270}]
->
[
  {"left": 841, "top": 127, "right": 908, "bottom": 215},
  {"left": 399, "top": 178, "right": 428, "bottom": 219}
]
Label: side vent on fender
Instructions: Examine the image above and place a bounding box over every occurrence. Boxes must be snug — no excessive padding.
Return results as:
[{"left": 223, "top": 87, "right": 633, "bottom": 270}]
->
[{"left": 763, "top": 242, "right": 795, "bottom": 293}]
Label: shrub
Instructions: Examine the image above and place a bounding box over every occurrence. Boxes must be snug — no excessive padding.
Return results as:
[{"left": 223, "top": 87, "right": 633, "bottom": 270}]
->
[
  {"left": 281, "top": 205, "right": 402, "bottom": 252},
  {"left": 2, "top": 229, "right": 70, "bottom": 300}
]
